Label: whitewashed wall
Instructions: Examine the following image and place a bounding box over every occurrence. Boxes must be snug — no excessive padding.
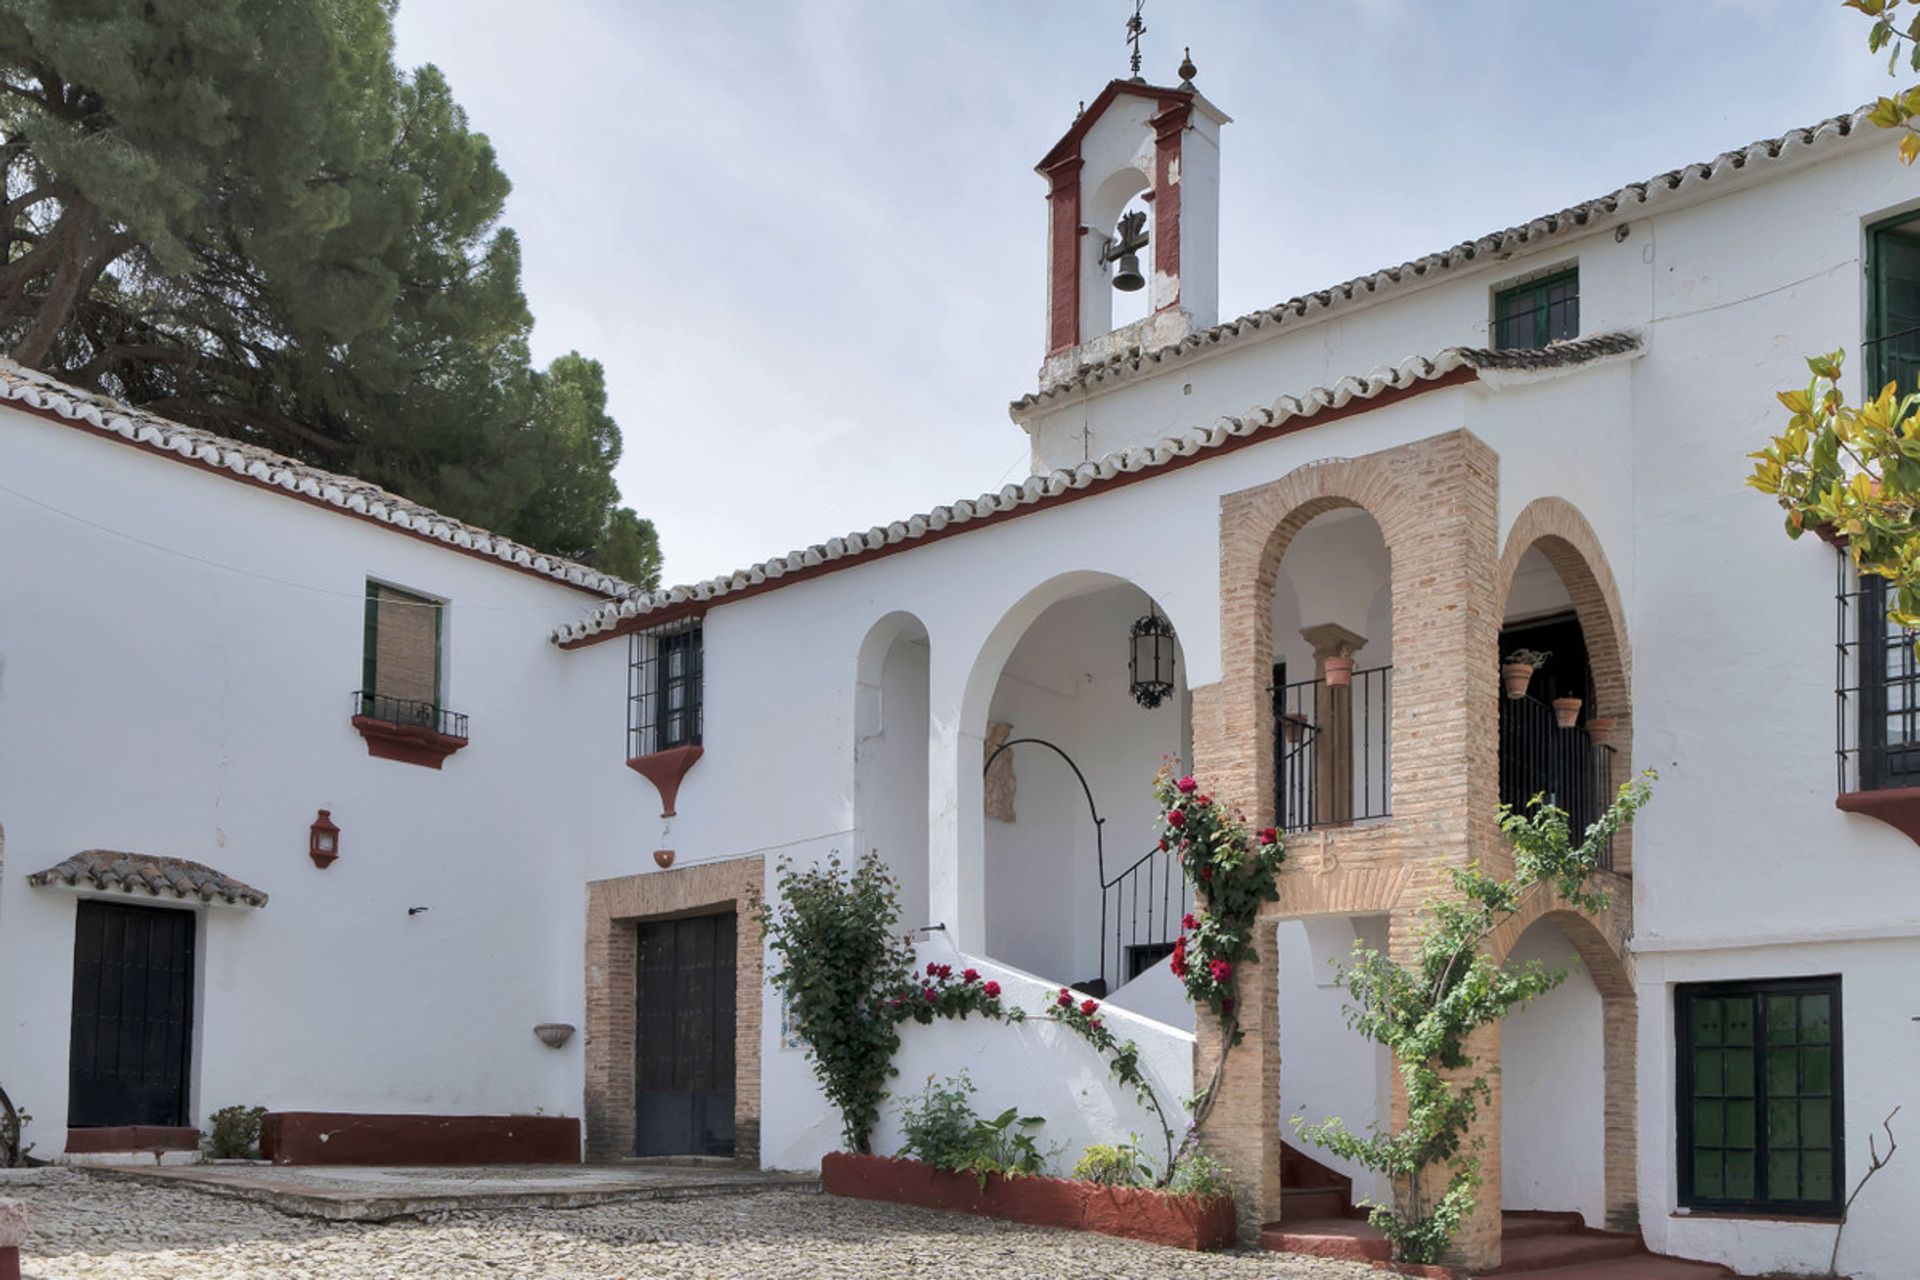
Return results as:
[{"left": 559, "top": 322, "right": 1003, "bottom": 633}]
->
[
  {"left": 1499, "top": 921, "right": 1606, "bottom": 1226},
  {"left": 0, "top": 409, "right": 641, "bottom": 1158}
]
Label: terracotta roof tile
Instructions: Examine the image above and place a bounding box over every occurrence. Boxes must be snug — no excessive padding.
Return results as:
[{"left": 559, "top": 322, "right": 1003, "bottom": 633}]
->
[{"left": 28, "top": 850, "right": 270, "bottom": 908}]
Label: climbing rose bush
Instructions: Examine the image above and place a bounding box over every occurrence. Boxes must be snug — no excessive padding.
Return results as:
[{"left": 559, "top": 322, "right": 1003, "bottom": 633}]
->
[{"left": 1154, "top": 766, "right": 1285, "bottom": 1042}]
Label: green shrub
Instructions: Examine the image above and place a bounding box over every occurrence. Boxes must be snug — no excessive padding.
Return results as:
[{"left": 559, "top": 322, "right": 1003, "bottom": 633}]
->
[
  {"left": 896, "top": 1074, "right": 978, "bottom": 1173},
  {"left": 1073, "top": 1138, "right": 1153, "bottom": 1187},
  {"left": 961, "top": 1105, "right": 1047, "bottom": 1184},
  {"left": 205, "top": 1105, "right": 267, "bottom": 1160},
  {"left": 1168, "top": 1145, "right": 1231, "bottom": 1199}
]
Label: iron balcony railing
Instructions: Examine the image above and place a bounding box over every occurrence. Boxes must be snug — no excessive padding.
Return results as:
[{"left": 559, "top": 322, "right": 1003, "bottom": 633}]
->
[
  {"left": 1097, "top": 841, "right": 1194, "bottom": 999},
  {"left": 353, "top": 690, "right": 469, "bottom": 740},
  {"left": 1835, "top": 553, "right": 1920, "bottom": 794},
  {"left": 1274, "top": 665, "right": 1392, "bottom": 834},
  {"left": 1498, "top": 693, "right": 1616, "bottom": 871}
]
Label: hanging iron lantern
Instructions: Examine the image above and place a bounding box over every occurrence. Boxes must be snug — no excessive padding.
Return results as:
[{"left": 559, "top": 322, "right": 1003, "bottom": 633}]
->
[{"left": 1129, "top": 604, "right": 1177, "bottom": 709}]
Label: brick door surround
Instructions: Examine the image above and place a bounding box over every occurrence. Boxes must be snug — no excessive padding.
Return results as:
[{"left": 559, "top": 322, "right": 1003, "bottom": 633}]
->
[
  {"left": 1190, "top": 430, "right": 1637, "bottom": 1268},
  {"left": 584, "top": 857, "right": 764, "bottom": 1163}
]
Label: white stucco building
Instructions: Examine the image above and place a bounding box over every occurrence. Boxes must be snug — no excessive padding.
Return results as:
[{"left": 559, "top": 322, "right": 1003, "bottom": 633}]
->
[{"left": 1, "top": 61, "right": 1916, "bottom": 1280}]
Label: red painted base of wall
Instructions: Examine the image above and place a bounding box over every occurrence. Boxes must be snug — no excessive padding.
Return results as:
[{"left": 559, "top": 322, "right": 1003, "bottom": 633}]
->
[
  {"left": 259, "top": 1112, "right": 580, "bottom": 1166},
  {"left": 0, "top": 1244, "right": 18, "bottom": 1280},
  {"left": 66, "top": 1125, "right": 200, "bottom": 1154},
  {"left": 821, "top": 1152, "right": 1235, "bottom": 1251}
]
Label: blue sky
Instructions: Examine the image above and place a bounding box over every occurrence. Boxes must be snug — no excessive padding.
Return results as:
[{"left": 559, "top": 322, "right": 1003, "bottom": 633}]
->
[{"left": 391, "top": 1, "right": 1898, "bottom": 587}]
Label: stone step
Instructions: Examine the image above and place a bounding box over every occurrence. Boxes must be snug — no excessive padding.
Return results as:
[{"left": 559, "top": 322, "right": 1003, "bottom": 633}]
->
[
  {"left": 1501, "top": 1210, "right": 1588, "bottom": 1239},
  {"left": 1490, "top": 1255, "right": 1737, "bottom": 1280},
  {"left": 1487, "top": 1229, "right": 1644, "bottom": 1274},
  {"left": 1278, "top": 1186, "right": 1349, "bottom": 1219},
  {"left": 1258, "top": 1215, "right": 1390, "bottom": 1263}
]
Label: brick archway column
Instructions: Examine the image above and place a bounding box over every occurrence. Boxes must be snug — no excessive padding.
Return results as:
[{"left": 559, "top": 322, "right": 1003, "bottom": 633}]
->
[{"left": 1193, "top": 429, "right": 1504, "bottom": 1252}]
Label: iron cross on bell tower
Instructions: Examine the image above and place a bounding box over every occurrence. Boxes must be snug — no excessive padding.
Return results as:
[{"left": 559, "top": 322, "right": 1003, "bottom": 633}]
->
[{"left": 1125, "top": 0, "right": 1146, "bottom": 80}]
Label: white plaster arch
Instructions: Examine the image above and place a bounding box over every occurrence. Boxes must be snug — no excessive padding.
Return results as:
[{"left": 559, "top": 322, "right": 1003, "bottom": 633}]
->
[{"left": 853, "top": 611, "right": 932, "bottom": 927}]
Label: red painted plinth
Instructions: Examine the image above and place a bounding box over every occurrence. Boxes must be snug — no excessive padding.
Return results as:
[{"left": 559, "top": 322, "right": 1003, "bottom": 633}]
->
[
  {"left": 820, "top": 1152, "right": 1236, "bottom": 1252},
  {"left": 259, "top": 1112, "right": 580, "bottom": 1166},
  {"left": 66, "top": 1125, "right": 200, "bottom": 1154},
  {"left": 0, "top": 1245, "right": 19, "bottom": 1280}
]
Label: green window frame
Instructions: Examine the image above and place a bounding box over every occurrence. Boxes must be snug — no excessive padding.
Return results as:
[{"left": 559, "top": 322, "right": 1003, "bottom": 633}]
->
[
  {"left": 1676, "top": 976, "right": 1844, "bottom": 1218},
  {"left": 361, "top": 580, "right": 444, "bottom": 715},
  {"left": 1865, "top": 210, "right": 1920, "bottom": 396},
  {"left": 1493, "top": 268, "right": 1579, "bottom": 351}
]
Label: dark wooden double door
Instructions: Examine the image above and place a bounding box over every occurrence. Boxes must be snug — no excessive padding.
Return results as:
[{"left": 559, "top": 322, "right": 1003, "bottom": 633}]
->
[
  {"left": 634, "top": 911, "right": 736, "bottom": 1157},
  {"left": 68, "top": 900, "right": 195, "bottom": 1128}
]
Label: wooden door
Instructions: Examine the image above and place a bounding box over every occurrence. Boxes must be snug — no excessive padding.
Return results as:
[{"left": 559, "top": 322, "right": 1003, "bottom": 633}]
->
[
  {"left": 634, "top": 912, "right": 736, "bottom": 1156},
  {"left": 68, "top": 899, "right": 195, "bottom": 1128}
]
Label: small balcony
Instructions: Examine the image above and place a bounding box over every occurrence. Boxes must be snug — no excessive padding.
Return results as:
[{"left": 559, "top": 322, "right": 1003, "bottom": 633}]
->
[
  {"left": 351, "top": 690, "right": 469, "bottom": 769},
  {"left": 1273, "top": 665, "right": 1392, "bottom": 833},
  {"left": 1834, "top": 555, "right": 1920, "bottom": 842},
  {"left": 1498, "top": 692, "right": 1618, "bottom": 870}
]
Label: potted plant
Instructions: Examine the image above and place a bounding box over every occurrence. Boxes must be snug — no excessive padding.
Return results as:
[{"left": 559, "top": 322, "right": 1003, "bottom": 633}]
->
[
  {"left": 1501, "top": 648, "right": 1549, "bottom": 700},
  {"left": 1585, "top": 716, "right": 1616, "bottom": 748},
  {"left": 1322, "top": 655, "right": 1354, "bottom": 688},
  {"left": 1552, "top": 695, "right": 1583, "bottom": 729}
]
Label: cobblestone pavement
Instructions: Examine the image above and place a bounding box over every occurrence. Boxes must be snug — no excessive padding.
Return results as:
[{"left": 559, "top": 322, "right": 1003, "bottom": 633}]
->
[{"left": 8, "top": 1169, "right": 1382, "bottom": 1280}]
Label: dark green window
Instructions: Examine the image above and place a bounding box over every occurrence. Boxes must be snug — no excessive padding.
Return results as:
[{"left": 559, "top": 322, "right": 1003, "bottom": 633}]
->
[
  {"left": 1677, "top": 976, "right": 1843, "bottom": 1217},
  {"left": 1493, "top": 269, "right": 1579, "bottom": 350},
  {"left": 1867, "top": 212, "right": 1920, "bottom": 395},
  {"left": 361, "top": 580, "right": 444, "bottom": 727}
]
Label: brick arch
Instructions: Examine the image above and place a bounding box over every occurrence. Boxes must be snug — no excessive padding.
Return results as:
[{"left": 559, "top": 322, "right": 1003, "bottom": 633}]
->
[
  {"left": 1497, "top": 497, "right": 1630, "bottom": 726},
  {"left": 1485, "top": 893, "right": 1632, "bottom": 998}
]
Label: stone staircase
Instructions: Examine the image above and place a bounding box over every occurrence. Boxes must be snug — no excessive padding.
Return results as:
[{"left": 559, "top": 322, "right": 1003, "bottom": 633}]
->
[{"left": 1260, "top": 1145, "right": 1756, "bottom": 1278}]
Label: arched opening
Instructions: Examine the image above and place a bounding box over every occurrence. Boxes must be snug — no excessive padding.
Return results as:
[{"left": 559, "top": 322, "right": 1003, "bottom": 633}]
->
[
  {"left": 1082, "top": 164, "right": 1152, "bottom": 340},
  {"left": 1499, "top": 915, "right": 1607, "bottom": 1225},
  {"left": 854, "top": 612, "right": 930, "bottom": 928},
  {"left": 1497, "top": 505, "right": 1631, "bottom": 868},
  {"left": 971, "top": 575, "right": 1190, "bottom": 1011},
  {"left": 1268, "top": 506, "right": 1393, "bottom": 832}
]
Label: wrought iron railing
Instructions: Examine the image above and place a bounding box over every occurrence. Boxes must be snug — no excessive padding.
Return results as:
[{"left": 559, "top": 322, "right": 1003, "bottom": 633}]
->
[
  {"left": 1835, "top": 553, "right": 1920, "bottom": 793},
  {"left": 1498, "top": 693, "right": 1616, "bottom": 870},
  {"left": 1275, "top": 665, "right": 1392, "bottom": 833},
  {"left": 353, "top": 690, "right": 468, "bottom": 740},
  {"left": 1096, "top": 841, "right": 1193, "bottom": 999}
]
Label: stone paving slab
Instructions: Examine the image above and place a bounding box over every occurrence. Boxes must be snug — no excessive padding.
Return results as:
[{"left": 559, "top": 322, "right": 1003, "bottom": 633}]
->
[{"left": 87, "top": 1161, "right": 819, "bottom": 1222}]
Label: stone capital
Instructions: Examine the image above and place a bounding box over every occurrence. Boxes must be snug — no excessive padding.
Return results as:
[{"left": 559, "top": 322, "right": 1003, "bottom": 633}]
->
[{"left": 1299, "top": 622, "right": 1367, "bottom": 660}]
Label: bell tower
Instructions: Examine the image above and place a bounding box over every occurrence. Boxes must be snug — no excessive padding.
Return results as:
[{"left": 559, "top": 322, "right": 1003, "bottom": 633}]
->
[{"left": 1035, "top": 50, "right": 1228, "bottom": 390}]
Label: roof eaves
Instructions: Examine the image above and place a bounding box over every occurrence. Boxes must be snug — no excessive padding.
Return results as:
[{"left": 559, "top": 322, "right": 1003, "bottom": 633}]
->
[{"left": 554, "top": 333, "right": 1640, "bottom": 649}]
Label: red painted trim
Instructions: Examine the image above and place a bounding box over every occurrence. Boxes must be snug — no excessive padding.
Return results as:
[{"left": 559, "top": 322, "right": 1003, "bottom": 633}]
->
[
  {"left": 4, "top": 397, "right": 621, "bottom": 599},
  {"left": 352, "top": 715, "right": 469, "bottom": 769},
  {"left": 1044, "top": 156, "right": 1084, "bottom": 355},
  {"left": 0, "top": 1244, "right": 18, "bottom": 1280},
  {"left": 260, "top": 1112, "right": 580, "bottom": 1166},
  {"left": 66, "top": 1125, "right": 199, "bottom": 1153},
  {"left": 1150, "top": 101, "right": 1191, "bottom": 312},
  {"left": 1836, "top": 786, "right": 1920, "bottom": 845},
  {"left": 627, "top": 744, "right": 704, "bottom": 817},
  {"left": 561, "top": 366, "right": 1480, "bottom": 648},
  {"left": 822, "top": 1152, "right": 1234, "bottom": 1251},
  {"left": 1036, "top": 80, "right": 1193, "bottom": 172}
]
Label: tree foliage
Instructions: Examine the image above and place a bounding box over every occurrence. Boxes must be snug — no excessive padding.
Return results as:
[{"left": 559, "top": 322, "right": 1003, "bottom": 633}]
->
[
  {"left": 1848, "top": 0, "right": 1920, "bottom": 163},
  {"left": 1298, "top": 775, "right": 1655, "bottom": 1264},
  {"left": 0, "top": 0, "right": 658, "bottom": 586}
]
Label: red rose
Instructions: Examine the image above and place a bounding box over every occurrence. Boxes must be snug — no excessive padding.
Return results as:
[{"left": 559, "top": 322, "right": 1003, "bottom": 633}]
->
[
  {"left": 1199, "top": 866, "right": 1212, "bottom": 882},
  {"left": 1169, "top": 937, "right": 1188, "bottom": 979},
  {"left": 1176, "top": 776, "right": 1198, "bottom": 794},
  {"left": 1158, "top": 838, "right": 1168, "bottom": 851},
  {"left": 1057, "top": 990, "right": 1074, "bottom": 1008},
  {"left": 1258, "top": 827, "right": 1278, "bottom": 845},
  {"left": 1182, "top": 913, "right": 1197, "bottom": 930},
  {"left": 1209, "top": 959, "right": 1233, "bottom": 984},
  {"left": 1221, "top": 998, "right": 1236, "bottom": 1013},
  {"left": 923, "top": 987, "right": 938, "bottom": 1003},
  {"left": 1090, "top": 1018, "right": 1103, "bottom": 1031},
  {"left": 983, "top": 980, "right": 1001, "bottom": 998},
  {"left": 1167, "top": 809, "right": 1186, "bottom": 828},
  {"left": 926, "top": 962, "right": 939, "bottom": 976},
  {"left": 962, "top": 968, "right": 980, "bottom": 984},
  {"left": 1196, "top": 794, "right": 1211, "bottom": 807},
  {"left": 1079, "top": 999, "right": 1099, "bottom": 1016}
]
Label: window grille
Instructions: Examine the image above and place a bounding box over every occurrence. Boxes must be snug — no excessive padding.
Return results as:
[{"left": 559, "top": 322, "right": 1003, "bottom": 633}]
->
[
  {"left": 629, "top": 618, "right": 704, "bottom": 757},
  {"left": 1835, "top": 553, "right": 1920, "bottom": 794},
  {"left": 1493, "top": 268, "right": 1579, "bottom": 351}
]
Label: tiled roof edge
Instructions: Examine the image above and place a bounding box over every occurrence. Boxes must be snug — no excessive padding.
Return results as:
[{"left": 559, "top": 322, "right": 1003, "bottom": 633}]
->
[
  {"left": 0, "top": 362, "right": 637, "bottom": 599},
  {"left": 551, "top": 333, "right": 1639, "bottom": 647},
  {"left": 27, "top": 850, "right": 270, "bottom": 909},
  {"left": 1009, "top": 107, "right": 1869, "bottom": 417}
]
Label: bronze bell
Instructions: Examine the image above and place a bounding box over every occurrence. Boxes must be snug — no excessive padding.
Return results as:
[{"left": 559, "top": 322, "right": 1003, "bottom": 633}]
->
[{"left": 1111, "top": 251, "right": 1145, "bottom": 292}]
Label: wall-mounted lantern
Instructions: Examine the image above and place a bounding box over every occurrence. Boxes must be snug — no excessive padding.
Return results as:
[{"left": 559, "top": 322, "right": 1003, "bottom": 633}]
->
[
  {"left": 1129, "top": 604, "right": 1177, "bottom": 709},
  {"left": 309, "top": 809, "right": 340, "bottom": 869}
]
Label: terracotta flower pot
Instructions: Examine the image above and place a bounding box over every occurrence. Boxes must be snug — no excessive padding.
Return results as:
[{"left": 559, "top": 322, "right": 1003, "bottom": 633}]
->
[
  {"left": 1322, "top": 656, "right": 1353, "bottom": 688},
  {"left": 1553, "top": 696, "right": 1583, "bottom": 729},
  {"left": 1501, "top": 662, "right": 1535, "bottom": 700},
  {"left": 1585, "top": 716, "right": 1616, "bottom": 748}
]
